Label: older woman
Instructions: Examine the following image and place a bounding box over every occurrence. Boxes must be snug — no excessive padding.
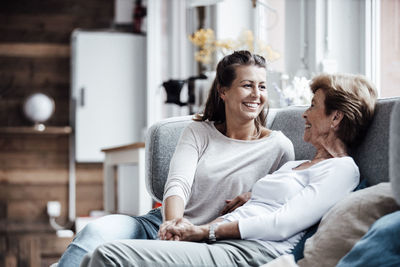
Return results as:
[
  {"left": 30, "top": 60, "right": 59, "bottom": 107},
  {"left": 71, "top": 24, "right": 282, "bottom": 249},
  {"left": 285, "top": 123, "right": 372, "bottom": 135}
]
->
[
  {"left": 81, "top": 73, "right": 377, "bottom": 267},
  {"left": 57, "top": 51, "right": 294, "bottom": 266}
]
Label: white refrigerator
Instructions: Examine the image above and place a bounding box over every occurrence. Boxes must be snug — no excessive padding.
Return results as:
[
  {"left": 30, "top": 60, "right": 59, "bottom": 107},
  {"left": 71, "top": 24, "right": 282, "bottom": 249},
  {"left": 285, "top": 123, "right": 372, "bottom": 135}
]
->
[{"left": 71, "top": 30, "right": 146, "bottom": 162}]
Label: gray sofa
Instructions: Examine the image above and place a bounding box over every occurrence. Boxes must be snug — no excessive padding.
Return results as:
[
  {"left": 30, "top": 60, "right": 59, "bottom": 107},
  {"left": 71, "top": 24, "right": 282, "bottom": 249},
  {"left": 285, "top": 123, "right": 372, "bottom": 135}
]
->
[{"left": 144, "top": 97, "right": 400, "bottom": 258}]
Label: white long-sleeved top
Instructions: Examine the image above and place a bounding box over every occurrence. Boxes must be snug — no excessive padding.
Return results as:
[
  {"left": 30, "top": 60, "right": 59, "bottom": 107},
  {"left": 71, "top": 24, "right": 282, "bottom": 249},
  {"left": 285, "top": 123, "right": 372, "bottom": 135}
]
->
[
  {"left": 221, "top": 157, "right": 360, "bottom": 256},
  {"left": 163, "top": 121, "right": 295, "bottom": 225}
]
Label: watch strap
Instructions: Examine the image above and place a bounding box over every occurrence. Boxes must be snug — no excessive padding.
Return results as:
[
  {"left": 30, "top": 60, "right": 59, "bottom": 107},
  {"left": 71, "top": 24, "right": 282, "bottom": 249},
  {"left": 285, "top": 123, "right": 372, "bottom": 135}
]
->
[{"left": 208, "top": 223, "right": 219, "bottom": 243}]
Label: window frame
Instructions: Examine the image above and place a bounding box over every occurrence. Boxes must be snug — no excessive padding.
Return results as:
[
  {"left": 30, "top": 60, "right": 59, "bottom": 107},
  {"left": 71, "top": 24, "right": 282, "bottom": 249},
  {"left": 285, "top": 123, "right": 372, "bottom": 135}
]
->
[{"left": 364, "top": 0, "right": 381, "bottom": 96}]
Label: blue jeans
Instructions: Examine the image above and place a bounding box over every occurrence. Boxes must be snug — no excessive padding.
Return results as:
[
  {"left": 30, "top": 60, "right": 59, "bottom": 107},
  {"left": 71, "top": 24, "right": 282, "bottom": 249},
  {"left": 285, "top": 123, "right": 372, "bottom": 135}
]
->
[
  {"left": 337, "top": 211, "right": 400, "bottom": 267},
  {"left": 58, "top": 208, "right": 162, "bottom": 267}
]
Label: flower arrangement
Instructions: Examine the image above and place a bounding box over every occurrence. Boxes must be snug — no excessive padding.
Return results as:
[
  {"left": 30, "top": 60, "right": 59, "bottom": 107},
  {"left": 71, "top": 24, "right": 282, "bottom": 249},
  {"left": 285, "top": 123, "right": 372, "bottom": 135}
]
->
[
  {"left": 189, "top": 28, "right": 310, "bottom": 108},
  {"left": 274, "top": 76, "right": 312, "bottom": 107},
  {"left": 188, "top": 28, "right": 280, "bottom": 68}
]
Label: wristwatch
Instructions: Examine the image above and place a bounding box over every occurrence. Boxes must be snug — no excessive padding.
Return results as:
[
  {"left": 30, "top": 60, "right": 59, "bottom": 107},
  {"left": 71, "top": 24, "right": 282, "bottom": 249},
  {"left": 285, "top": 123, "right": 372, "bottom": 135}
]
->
[{"left": 208, "top": 223, "right": 219, "bottom": 243}]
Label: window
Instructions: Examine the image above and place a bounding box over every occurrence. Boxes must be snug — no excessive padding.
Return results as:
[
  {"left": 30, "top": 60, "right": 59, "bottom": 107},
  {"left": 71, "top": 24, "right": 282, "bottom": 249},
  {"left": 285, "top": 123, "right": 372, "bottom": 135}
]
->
[{"left": 380, "top": 0, "right": 400, "bottom": 97}]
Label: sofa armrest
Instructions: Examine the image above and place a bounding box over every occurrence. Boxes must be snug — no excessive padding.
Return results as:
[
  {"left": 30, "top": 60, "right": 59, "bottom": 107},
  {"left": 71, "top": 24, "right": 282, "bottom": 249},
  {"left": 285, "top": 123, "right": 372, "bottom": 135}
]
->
[{"left": 145, "top": 116, "right": 193, "bottom": 202}]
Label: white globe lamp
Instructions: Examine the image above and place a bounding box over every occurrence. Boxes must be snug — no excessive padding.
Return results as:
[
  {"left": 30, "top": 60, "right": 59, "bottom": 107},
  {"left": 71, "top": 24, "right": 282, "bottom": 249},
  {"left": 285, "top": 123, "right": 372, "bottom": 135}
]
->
[{"left": 23, "top": 93, "right": 55, "bottom": 131}]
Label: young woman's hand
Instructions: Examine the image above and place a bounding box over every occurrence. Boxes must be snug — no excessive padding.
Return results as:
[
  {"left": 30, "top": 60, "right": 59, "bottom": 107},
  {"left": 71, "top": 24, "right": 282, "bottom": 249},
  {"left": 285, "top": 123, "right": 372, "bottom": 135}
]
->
[
  {"left": 162, "top": 218, "right": 208, "bottom": 242},
  {"left": 158, "top": 219, "right": 174, "bottom": 240},
  {"left": 219, "top": 192, "right": 251, "bottom": 215},
  {"left": 158, "top": 218, "right": 193, "bottom": 240},
  {"left": 158, "top": 218, "right": 184, "bottom": 240},
  {"left": 158, "top": 195, "right": 186, "bottom": 239}
]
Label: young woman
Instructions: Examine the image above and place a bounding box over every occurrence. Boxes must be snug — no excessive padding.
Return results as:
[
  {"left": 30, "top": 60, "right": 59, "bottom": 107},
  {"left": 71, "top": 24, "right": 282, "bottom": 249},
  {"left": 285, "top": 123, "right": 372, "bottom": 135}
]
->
[
  {"left": 57, "top": 51, "right": 294, "bottom": 266},
  {"left": 81, "top": 73, "right": 378, "bottom": 267}
]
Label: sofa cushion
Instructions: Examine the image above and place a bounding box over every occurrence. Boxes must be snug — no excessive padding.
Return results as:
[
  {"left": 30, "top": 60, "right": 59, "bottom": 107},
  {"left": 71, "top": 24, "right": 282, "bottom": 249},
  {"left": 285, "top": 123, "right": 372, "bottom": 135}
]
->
[{"left": 297, "top": 183, "right": 399, "bottom": 267}]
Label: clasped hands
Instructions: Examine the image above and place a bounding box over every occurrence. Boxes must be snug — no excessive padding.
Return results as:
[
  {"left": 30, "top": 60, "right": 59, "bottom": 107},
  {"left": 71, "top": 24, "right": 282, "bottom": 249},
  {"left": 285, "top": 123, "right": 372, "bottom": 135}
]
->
[
  {"left": 158, "top": 217, "right": 208, "bottom": 241},
  {"left": 158, "top": 192, "right": 251, "bottom": 241}
]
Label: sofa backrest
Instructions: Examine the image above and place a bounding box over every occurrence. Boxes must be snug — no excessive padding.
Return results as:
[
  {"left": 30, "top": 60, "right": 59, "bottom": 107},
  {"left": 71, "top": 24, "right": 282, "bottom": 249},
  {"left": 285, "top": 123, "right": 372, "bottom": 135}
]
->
[
  {"left": 390, "top": 101, "right": 400, "bottom": 204},
  {"left": 353, "top": 98, "right": 400, "bottom": 185},
  {"left": 145, "top": 97, "right": 400, "bottom": 202}
]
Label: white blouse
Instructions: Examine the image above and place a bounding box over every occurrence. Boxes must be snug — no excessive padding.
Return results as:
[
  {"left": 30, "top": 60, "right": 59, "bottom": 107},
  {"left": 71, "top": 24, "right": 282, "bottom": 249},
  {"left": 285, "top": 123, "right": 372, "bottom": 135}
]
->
[{"left": 222, "top": 157, "right": 360, "bottom": 256}]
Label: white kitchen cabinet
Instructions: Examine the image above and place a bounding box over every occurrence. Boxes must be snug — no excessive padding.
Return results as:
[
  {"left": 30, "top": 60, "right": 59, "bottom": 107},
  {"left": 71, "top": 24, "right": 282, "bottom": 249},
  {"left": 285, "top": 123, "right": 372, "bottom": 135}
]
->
[{"left": 71, "top": 30, "right": 146, "bottom": 162}]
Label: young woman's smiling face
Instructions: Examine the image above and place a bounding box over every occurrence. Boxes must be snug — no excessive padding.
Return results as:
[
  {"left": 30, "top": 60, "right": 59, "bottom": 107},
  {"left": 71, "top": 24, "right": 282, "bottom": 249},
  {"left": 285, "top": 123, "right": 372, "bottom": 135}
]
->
[{"left": 220, "top": 65, "right": 267, "bottom": 123}]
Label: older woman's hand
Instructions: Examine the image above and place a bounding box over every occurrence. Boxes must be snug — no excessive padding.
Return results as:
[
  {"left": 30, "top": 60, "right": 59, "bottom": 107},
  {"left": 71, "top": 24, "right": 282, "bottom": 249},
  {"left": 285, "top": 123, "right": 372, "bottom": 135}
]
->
[{"left": 220, "top": 192, "right": 251, "bottom": 215}]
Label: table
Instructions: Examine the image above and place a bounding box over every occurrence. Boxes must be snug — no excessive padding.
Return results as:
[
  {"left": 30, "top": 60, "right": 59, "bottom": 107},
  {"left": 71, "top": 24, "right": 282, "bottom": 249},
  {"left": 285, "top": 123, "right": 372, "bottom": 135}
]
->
[{"left": 101, "top": 142, "right": 152, "bottom": 215}]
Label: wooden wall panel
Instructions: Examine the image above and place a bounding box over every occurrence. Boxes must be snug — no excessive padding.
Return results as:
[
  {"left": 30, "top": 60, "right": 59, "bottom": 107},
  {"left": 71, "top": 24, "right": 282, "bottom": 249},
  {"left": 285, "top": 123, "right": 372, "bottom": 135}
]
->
[
  {"left": 0, "top": 43, "right": 70, "bottom": 58},
  {"left": 8, "top": 200, "right": 56, "bottom": 223},
  {"left": 1, "top": 166, "right": 103, "bottom": 219},
  {"left": 0, "top": 165, "right": 102, "bottom": 185},
  {"left": 0, "top": 57, "right": 70, "bottom": 77},
  {"left": 0, "top": 135, "right": 69, "bottom": 152},
  {"left": 0, "top": 184, "right": 68, "bottom": 201},
  {"left": 0, "top": 0, "right": 114, "bottom": 265},
  {"left": 0, "top": 233, "right": 73, "bottom": 267},
  {"left": 40, "top": 234, "right": 73, "bottom": 256},
  {"left": 0, "top": 0, "right": 113, "bottom": 44},
  {"left": 0, "top": 170, "right": 68, "bottom": 184}
]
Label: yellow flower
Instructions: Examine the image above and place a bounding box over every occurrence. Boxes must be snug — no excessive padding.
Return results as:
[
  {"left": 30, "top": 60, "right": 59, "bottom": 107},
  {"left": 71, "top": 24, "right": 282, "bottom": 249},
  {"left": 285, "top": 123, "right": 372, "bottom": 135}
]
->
[
  {"left": 257, "top": 41, "right": 281, "bottom": 62},
  {"left": 189, "top": 28, "right": 215, "bottom": 48},
  {"left": 214, "top": 39, "right": 235, "bottom": 50},
  {"left": 188, "top": 28, "right": 280, "bottom": 66},
  {"left": 233, "top": 30, "right": 256, "bottom": 53}
]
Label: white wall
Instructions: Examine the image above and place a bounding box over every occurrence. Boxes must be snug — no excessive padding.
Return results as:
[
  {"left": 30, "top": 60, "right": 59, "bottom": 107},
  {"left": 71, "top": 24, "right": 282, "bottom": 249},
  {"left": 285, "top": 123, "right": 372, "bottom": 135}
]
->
[
  {"left": 284, "top": 0, "right": 303, "bottom": 76},
  {"left": 146, "top": 0, "right": 164, "bottom": 127},
  {"left": 285, "top": 0, "right": 366, "bottom": 77},
  {"left": 215, "top": 0, "right": 253, "bottom": 40},
  {"left": 320, "top": 0, "right": 364, "bottom": 73}
]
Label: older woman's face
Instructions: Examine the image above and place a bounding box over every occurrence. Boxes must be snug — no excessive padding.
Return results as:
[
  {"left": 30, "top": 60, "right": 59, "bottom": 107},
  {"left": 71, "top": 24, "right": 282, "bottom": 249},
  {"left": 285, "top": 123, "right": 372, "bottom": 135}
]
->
[{"left": 302, "top": 89, "right": 335, "bottom": 145}]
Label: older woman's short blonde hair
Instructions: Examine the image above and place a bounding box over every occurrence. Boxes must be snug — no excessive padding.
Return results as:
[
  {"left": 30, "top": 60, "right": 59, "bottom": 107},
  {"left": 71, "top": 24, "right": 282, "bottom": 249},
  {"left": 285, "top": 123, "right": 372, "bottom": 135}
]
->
[{"left": 310, "top": 73, "right": 378, "bottom": 146}]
